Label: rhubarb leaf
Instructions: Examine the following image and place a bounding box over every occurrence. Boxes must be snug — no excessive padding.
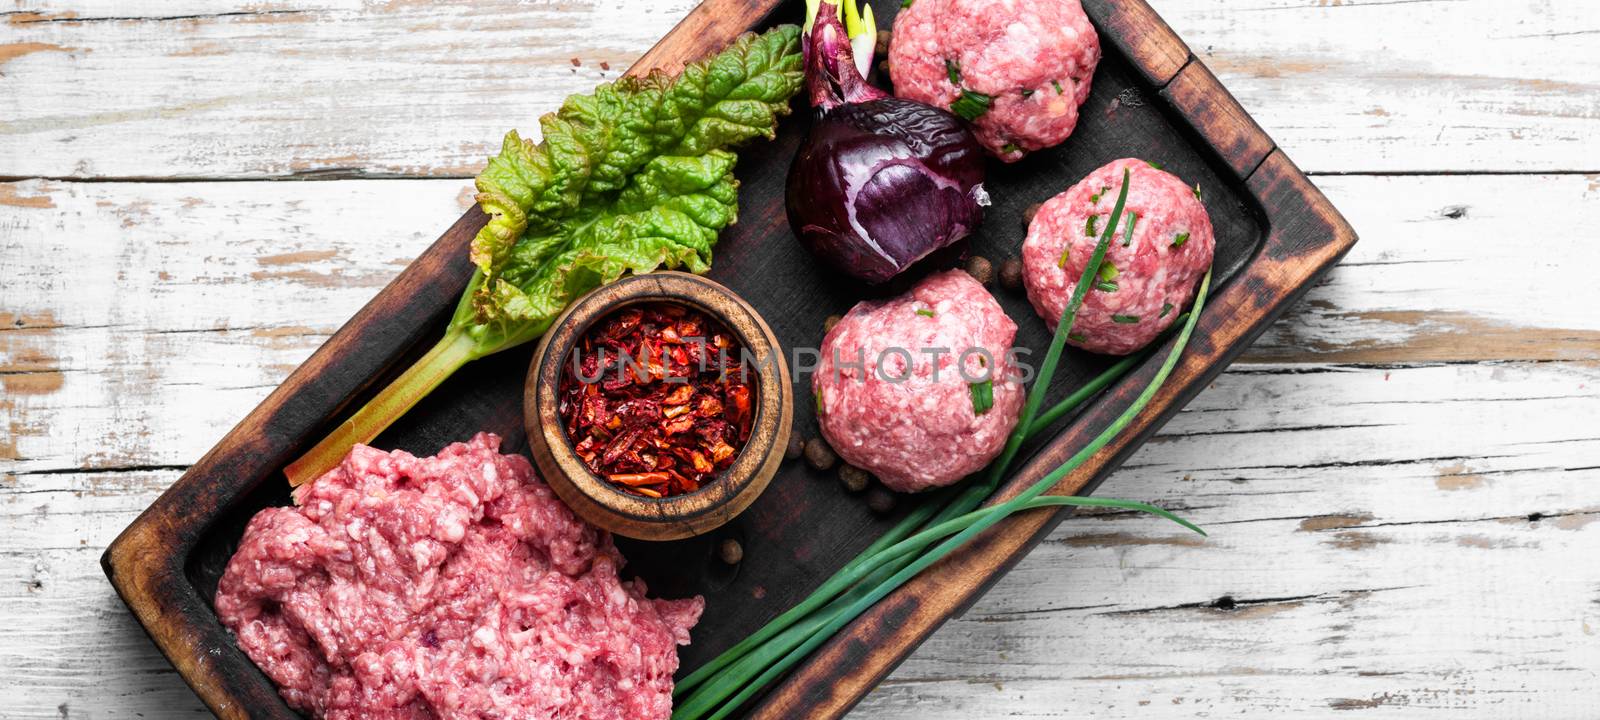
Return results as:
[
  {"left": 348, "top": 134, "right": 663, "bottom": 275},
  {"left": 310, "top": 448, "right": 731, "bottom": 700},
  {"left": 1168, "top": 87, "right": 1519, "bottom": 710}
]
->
[{"left": 462, "top": 25, "right": 804, "bottom": 354}]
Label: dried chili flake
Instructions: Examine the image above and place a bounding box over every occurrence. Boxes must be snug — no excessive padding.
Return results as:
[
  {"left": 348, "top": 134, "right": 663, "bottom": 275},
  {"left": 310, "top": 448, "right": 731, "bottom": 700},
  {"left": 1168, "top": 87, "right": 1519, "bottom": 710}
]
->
[{"left": 558, "top": 302, "right": 759, "bottom": 498}]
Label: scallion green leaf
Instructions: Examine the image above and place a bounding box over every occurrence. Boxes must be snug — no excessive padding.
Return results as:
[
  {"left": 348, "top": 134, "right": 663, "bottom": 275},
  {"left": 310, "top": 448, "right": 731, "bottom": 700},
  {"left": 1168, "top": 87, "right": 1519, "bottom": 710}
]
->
[
  {"left": 1193, "top": 183, "right": 1203, "bottom": 201},
  {"left": 1160, "top": 302, "right": 1174, "bottom": 318},
  {"left": 1052, "top": 79, "right": 1064, "bottom": 94},
  {"left": 1098, "top": 261, "right": 1119, "bottom": 282},
  {"left": 1085, "top": 215, "right": 1099, "bottom": 237},
  {"left": 1021, "top": 88, "right": 1034, "bottom": 98},
  {"left": 969, "top": 380, "right": 994, "bottom": 415},
  {"left": 1068, "top": 332, "right": 1087, "bottom": 342},
  {"left": 944, "top": 58, "right": 961, "bottom": 85},
  {"left": 1095, "top": 280, "right": 1118, "bottom": 292},
  {"left": 1123, "top": 211, "right": 1137, "bottom": 247},
  {"left": 1112, "top": 314, "right": 1141, "bottom": 324},
  {"left": 1147, "top": 160, "right": 1164, "bottom": 169},
  {"left": 950, "top": 90, "right": 992, "bottom": 121},
  {"left": 1001, "top": 142, "right": 1020, "bottom": 154},
  {"left": 1172, "top": 232, "right": 1189, "bottom": 248},
  {"left": 915, "top": 308, "right": 935, "bottom": 318}
]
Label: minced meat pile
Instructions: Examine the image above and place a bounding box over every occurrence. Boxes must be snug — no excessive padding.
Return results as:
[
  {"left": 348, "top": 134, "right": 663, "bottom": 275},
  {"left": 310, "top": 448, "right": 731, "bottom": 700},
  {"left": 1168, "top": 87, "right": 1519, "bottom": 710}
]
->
[{"left": 214, "top": 433, "right": 702, "bottom": 720}]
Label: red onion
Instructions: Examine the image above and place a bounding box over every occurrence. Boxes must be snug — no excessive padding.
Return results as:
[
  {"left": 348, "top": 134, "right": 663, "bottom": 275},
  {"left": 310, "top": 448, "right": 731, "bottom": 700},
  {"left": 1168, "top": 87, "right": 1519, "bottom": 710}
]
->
[{"left": 786, "top": 0, "right": 989, "bottom": 283}]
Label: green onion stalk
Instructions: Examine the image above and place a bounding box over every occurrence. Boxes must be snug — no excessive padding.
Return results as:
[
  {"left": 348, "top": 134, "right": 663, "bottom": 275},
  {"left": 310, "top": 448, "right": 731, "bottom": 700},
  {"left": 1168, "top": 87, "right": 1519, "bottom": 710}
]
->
[{"left": 674, "top": 168, "right": 1214, "bottom": 720}]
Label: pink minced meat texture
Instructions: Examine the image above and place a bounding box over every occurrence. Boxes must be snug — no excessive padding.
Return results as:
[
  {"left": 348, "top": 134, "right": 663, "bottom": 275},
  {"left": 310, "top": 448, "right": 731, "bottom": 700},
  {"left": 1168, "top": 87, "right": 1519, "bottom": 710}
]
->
[
  {"left": 889, "top": 0, "right": 1099, "bottom": 162},
  {"left": 814, "top": 270, "right": 1023, "bottom": 493},
  {"left": 214, "top": 433, "right": 702, "bottom": 720},
  {"left": 1022, "top": 158, "right": 1215, "bottom": 355}
]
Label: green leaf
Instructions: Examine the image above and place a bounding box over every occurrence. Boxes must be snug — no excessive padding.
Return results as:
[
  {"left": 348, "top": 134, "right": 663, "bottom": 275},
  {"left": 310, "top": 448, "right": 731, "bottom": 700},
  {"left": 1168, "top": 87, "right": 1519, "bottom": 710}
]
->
[
  {"left": 969, "top": 380, "right": 994, "bottom": 415},
  {"left": 1095, "top": 280, "right": 1118, "bottom": 292},
  {"left": 945, "top": 58, "right": 961, "bottom": 85},
  {"left": 1112, "top": 314, "right": 1141, "bottom": 324},
  {"left": 1160, "top": 302, "right": 1174, "bottom": 318},
  {"left": 462, "top": 25, "right": 803, "bottom": 354},
  {"left": 1172, "top": 232, "right": 1189, "bottom": 248},
  {"left": 1147, "top": 160, "right": 1163, "bottom": 169},
  {"left": 1068, "top": 332, "right": 1087, "bottom": 342},
  {"left": 1194, "top": 183, "right": 1203, "bottom": 201},
  {"left": 915, "top": 308, "right": 935, "bottom": 318},
  {"left": 1021, "top": 88, "right": 1034, "bottom": 98},
  {"left": 1085, "top": 215, "right": 1099, "bottom": 237},
  {"left": 950, "top": 90, "right": 992, "bottom": 121},
  {"left": 1098, "top": 261, "right": 1119, "bottom": 282},
  {"left": 1052, "top": 79, "right": 1064, "bottom": 94},
  {"left": 1123, "top": 211, "right": 1137, "bottom": 247}
]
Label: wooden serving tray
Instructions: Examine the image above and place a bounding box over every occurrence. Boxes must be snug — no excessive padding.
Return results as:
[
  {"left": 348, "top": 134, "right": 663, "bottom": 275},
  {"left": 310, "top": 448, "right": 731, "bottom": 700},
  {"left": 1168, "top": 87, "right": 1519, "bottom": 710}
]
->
[{"left": 102, "top": 0, "right": 1356, "bottom": 718}]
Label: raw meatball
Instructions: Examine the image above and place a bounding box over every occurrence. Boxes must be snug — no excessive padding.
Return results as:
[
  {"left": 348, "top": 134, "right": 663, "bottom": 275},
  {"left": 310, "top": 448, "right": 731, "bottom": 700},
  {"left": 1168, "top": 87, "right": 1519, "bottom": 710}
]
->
[
  {"left": 890, "top": 0, "right": 1100, "bottom": 162},
  {"left": 814, "top": 270, "right": 1023, "bottom": 492},
  {"left": 1022, "top": 158, "right": 1215, "bottom": 355}
]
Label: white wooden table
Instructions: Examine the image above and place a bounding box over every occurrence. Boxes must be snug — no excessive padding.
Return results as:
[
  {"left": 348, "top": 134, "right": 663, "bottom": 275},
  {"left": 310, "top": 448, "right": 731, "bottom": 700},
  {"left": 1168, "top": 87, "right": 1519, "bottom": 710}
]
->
[{"left": 3, "top": 1, "right": 1598, "bottom": 717}]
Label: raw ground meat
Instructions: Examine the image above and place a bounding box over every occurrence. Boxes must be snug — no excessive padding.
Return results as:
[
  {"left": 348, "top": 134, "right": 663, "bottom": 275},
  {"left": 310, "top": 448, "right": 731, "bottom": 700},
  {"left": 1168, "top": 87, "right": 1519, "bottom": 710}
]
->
[
  {"left": 215, "top": 433, "right": 702, "bottom": 720},
  {"left": 1021, "top": 158, "right": 1215, "bottom": 355},
  {"left": 889, "top": 0, "right": 1100, "bottom": 161},
  {"left": 814, "top": 270, "right": 1023, "bottom": 492}
]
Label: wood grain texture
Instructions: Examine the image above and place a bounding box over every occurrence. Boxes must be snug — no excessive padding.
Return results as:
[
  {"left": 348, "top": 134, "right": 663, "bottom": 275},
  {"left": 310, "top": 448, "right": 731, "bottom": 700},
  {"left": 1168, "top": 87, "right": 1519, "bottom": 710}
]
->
[
  {"left": 0, "top": 0, "right": 705, "bottom": 179},
  {"left": 3, "top": 0, "right": 1597, "bottom": 718}
]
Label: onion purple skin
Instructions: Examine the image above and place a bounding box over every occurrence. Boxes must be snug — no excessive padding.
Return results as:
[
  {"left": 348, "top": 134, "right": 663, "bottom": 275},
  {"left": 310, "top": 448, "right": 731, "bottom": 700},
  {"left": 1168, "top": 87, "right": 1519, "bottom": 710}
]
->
[{"left": 786, "top": 97, "right": 988, "bottom": 284}]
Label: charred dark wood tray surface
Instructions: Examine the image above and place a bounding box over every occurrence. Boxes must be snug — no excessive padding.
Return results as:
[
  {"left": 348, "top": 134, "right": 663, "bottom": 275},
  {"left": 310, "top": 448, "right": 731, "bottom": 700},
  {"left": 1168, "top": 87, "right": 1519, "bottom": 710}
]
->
[{"left": 103, "top": 0, "right": 1356, "bottom": 718}]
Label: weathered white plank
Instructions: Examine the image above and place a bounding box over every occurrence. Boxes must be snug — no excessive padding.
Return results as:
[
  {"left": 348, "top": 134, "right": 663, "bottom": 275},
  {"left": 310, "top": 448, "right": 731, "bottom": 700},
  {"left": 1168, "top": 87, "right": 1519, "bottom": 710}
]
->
[
  {"left": 2, "top": 0, "right": 1595, "bottom": 178},
  {"left": 1161, "top": 0, "right": 1600, "bottom": 174},
  {"left": 858, "top": 361, "right": 1600, "bottom": 718},
  {"left": 1246, "top": 173, "right": 1600, "bottom": 363},
  {"left": 0, "top": 0, "right": 699, "bottom": 179},
  {"left": 0, "top": 177, "right": 468, "bottom": 473}
]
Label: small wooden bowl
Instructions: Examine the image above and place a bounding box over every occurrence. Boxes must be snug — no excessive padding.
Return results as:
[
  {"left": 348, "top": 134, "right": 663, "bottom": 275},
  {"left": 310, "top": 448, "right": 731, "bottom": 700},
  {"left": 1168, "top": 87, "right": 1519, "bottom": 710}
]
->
[{"left": 525, "top": 272, "right": 792, "bottom": 541}]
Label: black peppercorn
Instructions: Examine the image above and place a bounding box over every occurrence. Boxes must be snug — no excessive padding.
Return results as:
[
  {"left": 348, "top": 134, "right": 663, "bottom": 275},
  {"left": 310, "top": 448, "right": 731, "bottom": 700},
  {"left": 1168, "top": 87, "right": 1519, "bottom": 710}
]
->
[
  {"left": 803, "top": 438, "right": 838, "bottom": 471},
  {"left": 838, "top": 464, "right": 870, "bottom": 493},
  {"left": 718, "top": 538, "right": 744, "bottom": 565},
  {"left": 999, "top": 258, "right": 1024, "bottom": 290},
  {"left": 964, "top": 255, "right": 994, "bottom": 286},
  {"left": 785, "top": 434, "right": 805, "bottom": 461},
  {"left": 865, "top": 486, "right": 896, "bottom": 514}
]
